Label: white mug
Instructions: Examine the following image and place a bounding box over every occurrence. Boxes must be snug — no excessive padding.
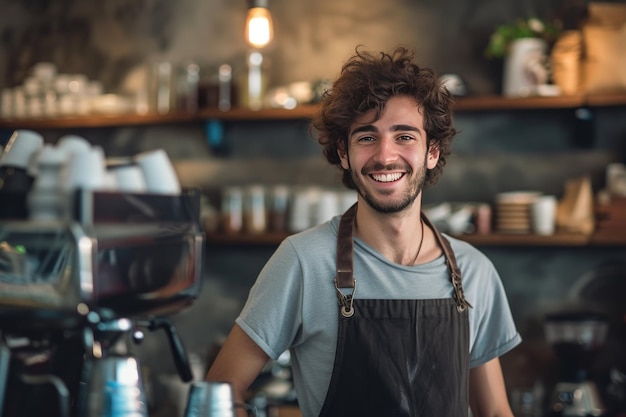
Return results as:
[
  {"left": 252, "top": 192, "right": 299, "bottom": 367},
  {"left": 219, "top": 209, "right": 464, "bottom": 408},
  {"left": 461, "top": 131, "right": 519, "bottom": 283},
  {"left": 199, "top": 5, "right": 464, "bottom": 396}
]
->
[
  {"left": 134, "top": 149, "right": 181, "bottom": 195},
  {"left": 63, "top": 146, "right": 106, "bottom": 190},
  {"left": 56, "top": 134, "right": 91, "bottom": 155},
  {"left": 111, "top": 164, "right": 147, "bottom": 193},
  {"left": 531, "top": 195, "right": 558, "bottom": 235},
  {"left": 1, "top": 129, "right": 44, "bottom": 169}
]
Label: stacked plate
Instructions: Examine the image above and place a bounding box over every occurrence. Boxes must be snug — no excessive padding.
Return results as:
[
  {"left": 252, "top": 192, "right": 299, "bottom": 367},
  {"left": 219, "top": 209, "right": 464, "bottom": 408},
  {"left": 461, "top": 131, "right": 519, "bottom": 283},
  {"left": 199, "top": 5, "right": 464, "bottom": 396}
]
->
[{"left": 495, "top": 191, "right": 541, "bottom": 234}]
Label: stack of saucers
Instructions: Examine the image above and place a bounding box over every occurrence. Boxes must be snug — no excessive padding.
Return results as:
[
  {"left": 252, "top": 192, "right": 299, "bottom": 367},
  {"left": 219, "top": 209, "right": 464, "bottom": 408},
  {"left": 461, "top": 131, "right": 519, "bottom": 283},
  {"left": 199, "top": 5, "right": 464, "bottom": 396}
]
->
[{"left": 495, "top": 191, "right": 541, "bottom": 234}]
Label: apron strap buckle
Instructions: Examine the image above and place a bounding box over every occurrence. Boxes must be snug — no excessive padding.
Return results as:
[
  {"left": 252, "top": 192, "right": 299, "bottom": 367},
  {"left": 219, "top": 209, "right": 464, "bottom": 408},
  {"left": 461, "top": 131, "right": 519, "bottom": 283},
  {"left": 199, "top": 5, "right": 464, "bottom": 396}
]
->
[
  {"left": 334, "top": 278, "right": 356, "bottom": 318},
  {"left": 451, "top": 271, "right": 472, "bottom": 313}
]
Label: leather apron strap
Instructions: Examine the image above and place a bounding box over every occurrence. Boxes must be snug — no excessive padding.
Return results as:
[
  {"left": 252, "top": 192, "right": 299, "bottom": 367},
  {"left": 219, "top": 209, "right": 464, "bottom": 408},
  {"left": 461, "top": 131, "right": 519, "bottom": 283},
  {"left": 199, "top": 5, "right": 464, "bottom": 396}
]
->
[
  {"left": 334, "top": 203, "right": 357, "bottom": 317},
  {"left": 422, "top": 213, "right": 473, "bottom": 312},
  {"left": 333, "top": 203, "right": 472, "bottom": 314}
]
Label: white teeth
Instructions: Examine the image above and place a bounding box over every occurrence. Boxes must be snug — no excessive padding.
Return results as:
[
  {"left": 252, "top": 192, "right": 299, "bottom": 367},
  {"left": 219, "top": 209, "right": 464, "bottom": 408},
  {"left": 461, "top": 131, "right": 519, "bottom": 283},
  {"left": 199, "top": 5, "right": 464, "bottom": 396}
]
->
[{"left": 371, "top": 173, "right": 402, "bottom": 182}]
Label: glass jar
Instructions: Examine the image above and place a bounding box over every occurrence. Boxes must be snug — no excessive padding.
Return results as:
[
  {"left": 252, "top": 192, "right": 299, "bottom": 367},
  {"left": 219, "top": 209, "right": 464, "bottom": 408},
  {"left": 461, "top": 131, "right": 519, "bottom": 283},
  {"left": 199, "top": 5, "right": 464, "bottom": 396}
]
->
[
  {"left": 244, "top": 185, "right": 267, "bottom": 234},
  {"left": 221, "top": 186, "right": 243, "bottom": 234}
]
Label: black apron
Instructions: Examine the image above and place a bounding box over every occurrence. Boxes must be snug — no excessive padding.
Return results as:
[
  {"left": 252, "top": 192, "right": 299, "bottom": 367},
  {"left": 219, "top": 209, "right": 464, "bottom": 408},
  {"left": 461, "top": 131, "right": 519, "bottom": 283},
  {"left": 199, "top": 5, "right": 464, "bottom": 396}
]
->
[{"left": 318, "top": 203, "right": 472, "bottom": 417}]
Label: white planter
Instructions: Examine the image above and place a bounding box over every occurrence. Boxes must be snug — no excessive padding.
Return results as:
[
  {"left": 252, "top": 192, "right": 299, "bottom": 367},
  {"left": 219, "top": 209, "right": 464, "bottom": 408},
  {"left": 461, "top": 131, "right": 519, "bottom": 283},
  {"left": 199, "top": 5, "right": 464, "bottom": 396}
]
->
[{"left": 503, "top": 38, "right": 549, "bottom": 97}]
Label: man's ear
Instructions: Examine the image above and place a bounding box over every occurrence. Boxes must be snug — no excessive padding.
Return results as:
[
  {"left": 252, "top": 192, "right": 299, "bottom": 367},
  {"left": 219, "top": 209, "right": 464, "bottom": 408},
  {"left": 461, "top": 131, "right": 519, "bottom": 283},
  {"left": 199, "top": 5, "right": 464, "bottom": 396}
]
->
[
  {"left": 427, "top": 143, "right": 440, "bottom": 170},
  {"left": 338, "top": 147, "right": 349, "bottom": 170}
]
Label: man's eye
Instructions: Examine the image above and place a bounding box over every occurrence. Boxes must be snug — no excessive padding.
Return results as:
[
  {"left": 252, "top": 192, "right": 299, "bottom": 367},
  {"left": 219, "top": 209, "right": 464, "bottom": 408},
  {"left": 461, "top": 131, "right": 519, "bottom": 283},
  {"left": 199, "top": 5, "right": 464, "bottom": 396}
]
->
[
  {"left": 358, "top": 136, "right": 375, "bottom": 142},
  {"left": 398, "top": 135, "right": 414, "bottom": 141}
]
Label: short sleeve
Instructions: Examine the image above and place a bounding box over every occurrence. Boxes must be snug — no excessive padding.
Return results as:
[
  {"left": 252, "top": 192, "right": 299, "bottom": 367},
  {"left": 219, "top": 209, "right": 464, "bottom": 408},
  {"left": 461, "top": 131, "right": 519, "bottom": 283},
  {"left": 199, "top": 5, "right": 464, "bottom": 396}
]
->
[{"left": 236, "top": 239, "right": 305, "bottom": 360}]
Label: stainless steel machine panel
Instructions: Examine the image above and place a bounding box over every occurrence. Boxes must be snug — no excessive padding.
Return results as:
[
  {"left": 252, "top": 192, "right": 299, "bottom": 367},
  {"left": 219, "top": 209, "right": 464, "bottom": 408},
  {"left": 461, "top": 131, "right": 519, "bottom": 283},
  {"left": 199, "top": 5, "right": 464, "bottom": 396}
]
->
[{"left": 0, "top": 189, "right": 204, "bottom": 329}]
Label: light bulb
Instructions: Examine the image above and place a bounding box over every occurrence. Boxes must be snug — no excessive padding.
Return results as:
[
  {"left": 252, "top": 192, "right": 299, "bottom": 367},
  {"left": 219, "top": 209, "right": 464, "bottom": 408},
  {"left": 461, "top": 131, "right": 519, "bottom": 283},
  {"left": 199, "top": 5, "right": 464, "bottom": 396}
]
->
[{"left": 245, "top": 6, "right": 273, "bottom": 48}]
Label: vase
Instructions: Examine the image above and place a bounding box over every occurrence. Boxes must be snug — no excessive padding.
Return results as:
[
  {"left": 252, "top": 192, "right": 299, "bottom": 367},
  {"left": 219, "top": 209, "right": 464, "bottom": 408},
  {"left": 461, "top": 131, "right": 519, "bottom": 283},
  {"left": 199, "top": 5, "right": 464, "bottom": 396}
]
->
[{"left": 502, "top": 38, "right": 549, "bottom": 97}]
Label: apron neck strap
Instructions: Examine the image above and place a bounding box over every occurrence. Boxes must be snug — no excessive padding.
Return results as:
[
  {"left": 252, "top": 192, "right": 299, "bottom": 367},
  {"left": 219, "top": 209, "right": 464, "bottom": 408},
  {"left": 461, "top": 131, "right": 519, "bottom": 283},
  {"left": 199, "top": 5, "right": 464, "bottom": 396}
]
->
[
  {"left": 335, "top": 203, "right": 472, "bottom": 313},
  {"left": 335, "top": 203, "right": 357, "bottom": 289},
  {"left": 423, "top": 213, "right": 472, "bottom": 312}
]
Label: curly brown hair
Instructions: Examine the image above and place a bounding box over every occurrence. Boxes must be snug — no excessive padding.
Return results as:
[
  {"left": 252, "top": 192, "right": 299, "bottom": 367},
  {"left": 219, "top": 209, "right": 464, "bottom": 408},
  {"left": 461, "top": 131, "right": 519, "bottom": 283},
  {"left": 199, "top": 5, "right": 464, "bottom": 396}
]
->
[{"left": 310, "top": 46, "right": 457, "bottom": 190}]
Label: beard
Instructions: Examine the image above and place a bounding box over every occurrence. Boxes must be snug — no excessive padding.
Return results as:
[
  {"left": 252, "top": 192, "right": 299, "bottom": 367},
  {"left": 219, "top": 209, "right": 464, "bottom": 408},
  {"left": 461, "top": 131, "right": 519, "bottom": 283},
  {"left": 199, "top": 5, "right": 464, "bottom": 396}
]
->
[{"left": 348, "top": 154, "right": 428, "bottom": 214}]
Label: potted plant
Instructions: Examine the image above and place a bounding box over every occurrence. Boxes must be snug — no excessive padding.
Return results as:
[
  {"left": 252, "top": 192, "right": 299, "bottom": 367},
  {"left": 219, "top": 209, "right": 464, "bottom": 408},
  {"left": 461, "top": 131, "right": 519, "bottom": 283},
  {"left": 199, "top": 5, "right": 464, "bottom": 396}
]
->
[
  {"left": 486, "top": 18, "right": 562, "bottom": 97},
  {"left": 486, "top": 17, "right": 561, "bottom": 59}
]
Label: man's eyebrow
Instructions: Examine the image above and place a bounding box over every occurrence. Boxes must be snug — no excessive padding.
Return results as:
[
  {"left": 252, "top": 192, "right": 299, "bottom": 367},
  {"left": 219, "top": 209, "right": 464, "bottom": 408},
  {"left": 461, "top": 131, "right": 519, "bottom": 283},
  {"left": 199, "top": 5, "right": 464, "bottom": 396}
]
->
[
  {"left": 349, "top": 124, "right": 423, "bottom": 137},
  {"left": 350, "top": 124, "right": 378, "bottom": 136},
  {"left": 391, "top": 124, "right": 422, "bottom": 135}
]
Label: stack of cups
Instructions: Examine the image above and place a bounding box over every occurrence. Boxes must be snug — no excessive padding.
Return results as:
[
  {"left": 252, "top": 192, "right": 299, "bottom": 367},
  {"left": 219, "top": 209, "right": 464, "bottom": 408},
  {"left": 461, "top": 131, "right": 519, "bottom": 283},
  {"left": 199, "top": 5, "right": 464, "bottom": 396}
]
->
[
  {"left": 14, "top": 128, "right": 183, "bottom": 220},
  {"left": 28, "top": 134, "right": 109, "bottom": 220},
  {"left": 28, "top": 144, "right": 72, "bottom": 220}
]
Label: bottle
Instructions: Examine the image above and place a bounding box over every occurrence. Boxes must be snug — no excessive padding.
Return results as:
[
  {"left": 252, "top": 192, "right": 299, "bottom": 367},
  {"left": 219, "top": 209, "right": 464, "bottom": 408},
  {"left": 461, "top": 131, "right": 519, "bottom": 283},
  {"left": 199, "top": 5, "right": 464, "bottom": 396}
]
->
[{"left": 177, "top": 61, "right": 200, "bottom": 112}]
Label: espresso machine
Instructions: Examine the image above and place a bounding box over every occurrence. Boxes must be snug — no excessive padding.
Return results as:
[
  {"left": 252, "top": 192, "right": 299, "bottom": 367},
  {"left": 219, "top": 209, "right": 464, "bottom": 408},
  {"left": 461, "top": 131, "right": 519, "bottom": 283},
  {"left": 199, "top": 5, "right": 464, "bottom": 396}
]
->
[
  {"left": 544, "top": 311, "right": 609, "bottom": 417},
  {"left": 0, "top": 188, "right": 204, "bottom": 417}
]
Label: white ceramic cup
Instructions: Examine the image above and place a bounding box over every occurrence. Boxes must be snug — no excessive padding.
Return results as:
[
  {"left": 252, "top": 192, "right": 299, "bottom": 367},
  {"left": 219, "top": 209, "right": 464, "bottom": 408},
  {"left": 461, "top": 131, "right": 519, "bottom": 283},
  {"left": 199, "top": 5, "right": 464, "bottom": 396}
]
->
[
  {"left": 134, "top": 149, "right": 181, "bottom": 195},
  {"left": 56, "top": 134, "right": 92, "bottom": 155},
  {"left": 111, "top": 164, "right": 147, "bottom": 193},
  {"left": 64, "top": 146, "right": 106, "bottom": 190},
  {"left": 531, "top": 195, "right": 558, "bottom": 235},
  {"left": 1, "top": 129, "right": 44, "bottom": 169}
]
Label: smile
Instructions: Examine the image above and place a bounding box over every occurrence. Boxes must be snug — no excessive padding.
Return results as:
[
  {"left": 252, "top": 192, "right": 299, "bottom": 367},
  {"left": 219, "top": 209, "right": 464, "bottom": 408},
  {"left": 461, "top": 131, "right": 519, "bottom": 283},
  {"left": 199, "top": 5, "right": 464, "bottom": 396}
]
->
[{"left": 370, "top": 172, "right": 404, "bottom": 182}]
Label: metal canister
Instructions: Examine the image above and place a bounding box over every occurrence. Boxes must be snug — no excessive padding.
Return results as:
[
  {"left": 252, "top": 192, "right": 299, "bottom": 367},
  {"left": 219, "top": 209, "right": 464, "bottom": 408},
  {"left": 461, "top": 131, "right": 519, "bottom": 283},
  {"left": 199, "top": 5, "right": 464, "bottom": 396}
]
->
[{"left": 183, "top": 381, "right": 235, "bottom": 417}]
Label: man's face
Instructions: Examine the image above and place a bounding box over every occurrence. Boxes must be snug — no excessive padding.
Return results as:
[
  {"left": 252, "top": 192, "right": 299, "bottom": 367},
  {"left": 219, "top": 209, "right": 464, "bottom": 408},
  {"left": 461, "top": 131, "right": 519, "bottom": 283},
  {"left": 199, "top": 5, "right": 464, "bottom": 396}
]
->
[{"left": 338, "top": 95, "right": 440, "bottom": 214}]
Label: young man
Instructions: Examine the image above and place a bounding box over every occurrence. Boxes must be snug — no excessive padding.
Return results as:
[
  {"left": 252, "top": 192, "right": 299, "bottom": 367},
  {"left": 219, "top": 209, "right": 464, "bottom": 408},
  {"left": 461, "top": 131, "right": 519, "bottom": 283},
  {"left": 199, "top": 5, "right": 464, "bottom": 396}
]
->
[{"left": 207, "top": 46, "right": 521, "bottom": 417}]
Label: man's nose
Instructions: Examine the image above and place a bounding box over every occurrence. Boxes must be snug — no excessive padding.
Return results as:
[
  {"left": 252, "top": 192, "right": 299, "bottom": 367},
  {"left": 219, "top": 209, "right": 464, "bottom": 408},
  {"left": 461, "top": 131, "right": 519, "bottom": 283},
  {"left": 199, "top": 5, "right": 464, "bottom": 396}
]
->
[{"left": 374, "top": 136, "right": 399, "bottom": 164}]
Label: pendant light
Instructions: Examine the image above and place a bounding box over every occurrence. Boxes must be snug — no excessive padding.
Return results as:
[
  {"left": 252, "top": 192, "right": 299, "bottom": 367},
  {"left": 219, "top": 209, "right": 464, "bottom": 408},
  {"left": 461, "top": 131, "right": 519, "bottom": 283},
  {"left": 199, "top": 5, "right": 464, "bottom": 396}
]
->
[
  {"left": 245, "top": 0, "right": 273, "bottom": 48},
  {"left": 244, "top": 0, "right": 273, "bottom": 110}
]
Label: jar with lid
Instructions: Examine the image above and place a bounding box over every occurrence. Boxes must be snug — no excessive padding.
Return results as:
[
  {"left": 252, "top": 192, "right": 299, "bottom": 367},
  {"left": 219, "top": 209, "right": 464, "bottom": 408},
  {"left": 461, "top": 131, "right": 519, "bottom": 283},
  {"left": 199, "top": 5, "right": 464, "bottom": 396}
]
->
[
  {"left": 268, "top": 185, "right": 289, "bottom": 232},
  {"left": 244, "top": 185, "right": 267, "bottom": 234},
  {"left": 220, "top": 186, "right": 243, "bottom": 234},
  {"left": 198, "top": 64, "right": 236, "bottom": 111}
]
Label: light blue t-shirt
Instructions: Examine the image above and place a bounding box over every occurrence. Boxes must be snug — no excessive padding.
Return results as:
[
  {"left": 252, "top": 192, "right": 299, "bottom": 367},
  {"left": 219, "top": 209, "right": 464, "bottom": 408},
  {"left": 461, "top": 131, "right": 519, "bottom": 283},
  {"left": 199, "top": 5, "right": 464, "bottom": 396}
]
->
[{"left": 237, "top": 215, "right": 521, "bottom": 417}]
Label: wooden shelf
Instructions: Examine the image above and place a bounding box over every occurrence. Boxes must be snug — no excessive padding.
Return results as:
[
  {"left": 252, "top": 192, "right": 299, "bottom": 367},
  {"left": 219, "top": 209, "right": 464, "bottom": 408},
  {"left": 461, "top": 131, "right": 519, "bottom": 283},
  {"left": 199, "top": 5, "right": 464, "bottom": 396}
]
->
[
  {"left": 453, "top": 95, "right": 586, "bottom": 111},
  {"left": 453, "top": 232, "right": 591, "bottom": 246},
  {"left": 205, "top": 230, "right": 625, "bottom": 247},
  {"left": 0, "top": 111, "right": 199, "bottom": 129},
  {"left": 2, "top": 93, "right": 626, "bottom": 130},
  {"left": 0, "top": 105, "right": 319, "bottom": 130},
  {"left": 198, "top": 104, "right": 320, "bottom": 121}
]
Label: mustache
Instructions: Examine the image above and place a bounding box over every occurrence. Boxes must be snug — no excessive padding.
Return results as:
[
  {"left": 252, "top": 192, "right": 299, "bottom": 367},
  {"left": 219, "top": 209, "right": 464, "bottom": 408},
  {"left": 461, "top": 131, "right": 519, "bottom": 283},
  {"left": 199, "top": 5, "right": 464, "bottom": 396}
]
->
[{"left": 361, "top": 162, "right": 412, "bottom": 175}]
